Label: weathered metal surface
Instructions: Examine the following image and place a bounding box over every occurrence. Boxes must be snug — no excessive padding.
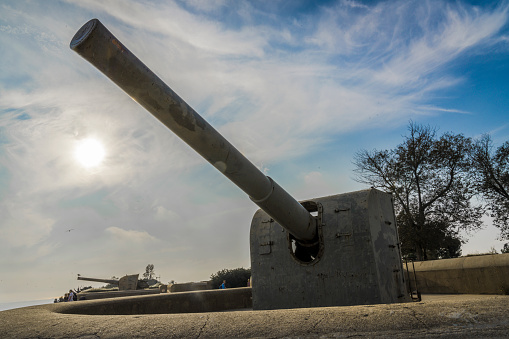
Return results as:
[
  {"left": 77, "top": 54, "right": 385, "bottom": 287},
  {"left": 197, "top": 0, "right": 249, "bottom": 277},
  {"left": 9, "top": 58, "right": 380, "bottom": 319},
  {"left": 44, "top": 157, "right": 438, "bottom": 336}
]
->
[
  {"left": 70, "top": 19, "right": 316, "bottom": 244},
  {"left": 77, "top": 276, "right": 118, "bottom": 285},
  {"left": 250, "top": 189, "right": 411, "bottom": 310},
  {"left": 118, "top": 274, "right": 139, "bottom": 290},
  {"left": 78, "top": 274, "right": 142, "bottom": 290}
]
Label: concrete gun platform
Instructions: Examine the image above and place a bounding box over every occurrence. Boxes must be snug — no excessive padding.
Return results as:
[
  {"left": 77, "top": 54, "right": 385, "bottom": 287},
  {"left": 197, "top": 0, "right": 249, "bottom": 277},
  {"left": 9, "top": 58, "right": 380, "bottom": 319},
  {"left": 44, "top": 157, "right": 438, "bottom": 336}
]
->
[{"left": 1, "top": 293, "right": 508, "bottom": 338}]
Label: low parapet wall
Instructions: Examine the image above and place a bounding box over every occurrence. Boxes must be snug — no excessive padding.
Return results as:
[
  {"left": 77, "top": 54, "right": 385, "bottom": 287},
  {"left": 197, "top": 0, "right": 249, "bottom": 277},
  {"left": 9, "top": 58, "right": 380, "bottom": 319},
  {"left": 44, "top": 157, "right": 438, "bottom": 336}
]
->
[
  {"left": 170, "top": 281, "right": 212, "bottom": 293},
  {"left": 406, "top": 253, "right": 509, "bottom": 294},
  {"left": 76, "top": 289, "right": 161, "bottom": 300},
  {"left": 56, "top": 287, "right": 252, "bottom": 315}
]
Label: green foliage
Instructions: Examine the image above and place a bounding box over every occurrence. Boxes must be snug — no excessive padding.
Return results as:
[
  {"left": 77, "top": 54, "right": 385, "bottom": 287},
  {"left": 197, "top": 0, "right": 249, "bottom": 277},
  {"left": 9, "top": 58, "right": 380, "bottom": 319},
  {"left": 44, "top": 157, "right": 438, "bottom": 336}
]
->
[
  {"left": 398, "top": 218, "right": 462, "bottom": 260},
  {"left": 502, "top": 243, "right": 509, "bottom": 254},
  {"left": 353, "top": 122, "right": 483, "bottom": 260},
  {"left": 210, "top": 267, "right": 251, "bottom": 289}
]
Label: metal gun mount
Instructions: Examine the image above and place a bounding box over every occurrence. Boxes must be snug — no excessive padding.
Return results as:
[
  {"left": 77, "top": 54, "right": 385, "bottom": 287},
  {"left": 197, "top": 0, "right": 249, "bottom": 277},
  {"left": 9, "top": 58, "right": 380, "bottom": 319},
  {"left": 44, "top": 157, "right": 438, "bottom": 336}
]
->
[
  {"left": 71, "top": 19, "right": 411, "bottom": 310},
  {"left": 77, "top": 274, "right": 155, "bottom": 290}
]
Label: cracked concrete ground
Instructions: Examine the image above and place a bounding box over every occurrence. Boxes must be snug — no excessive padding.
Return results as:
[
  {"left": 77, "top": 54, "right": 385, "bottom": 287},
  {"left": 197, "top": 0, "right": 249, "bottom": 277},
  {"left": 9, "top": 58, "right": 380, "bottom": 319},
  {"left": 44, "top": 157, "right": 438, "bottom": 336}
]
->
[{"left": 0, "top": 294, "right": 508, "bottom": 338}]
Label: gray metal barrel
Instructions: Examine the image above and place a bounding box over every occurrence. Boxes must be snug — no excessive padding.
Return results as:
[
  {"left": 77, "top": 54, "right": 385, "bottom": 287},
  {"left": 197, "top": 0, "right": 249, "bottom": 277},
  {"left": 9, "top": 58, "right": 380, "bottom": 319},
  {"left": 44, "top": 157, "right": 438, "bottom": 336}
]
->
[
  {"left": 77, "top": 276, "right": 119, "bottom": 285},
  {"left": 70, "top": 19, "right": 316, "bottom": 243}
]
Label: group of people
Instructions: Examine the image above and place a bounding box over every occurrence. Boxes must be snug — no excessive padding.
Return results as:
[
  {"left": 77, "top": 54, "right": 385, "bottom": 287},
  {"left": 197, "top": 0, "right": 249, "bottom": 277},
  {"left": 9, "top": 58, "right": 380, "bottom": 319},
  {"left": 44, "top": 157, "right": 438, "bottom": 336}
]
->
[{"left": 54, "top": 289, "right": 78, "bottom": 303}]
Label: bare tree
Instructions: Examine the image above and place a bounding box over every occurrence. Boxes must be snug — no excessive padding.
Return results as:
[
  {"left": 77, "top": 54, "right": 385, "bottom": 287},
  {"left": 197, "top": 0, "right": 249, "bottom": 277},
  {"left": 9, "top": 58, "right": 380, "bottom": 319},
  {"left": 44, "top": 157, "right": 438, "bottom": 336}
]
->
[
  {"left": 143, "top": 264, "right": 155, "bottom": 280},
  {"left": 353, "top": 122, "right": 484, "bottom": 260},
  {"left": 471, "top": 134, "right": 509, "bottom": 239}
]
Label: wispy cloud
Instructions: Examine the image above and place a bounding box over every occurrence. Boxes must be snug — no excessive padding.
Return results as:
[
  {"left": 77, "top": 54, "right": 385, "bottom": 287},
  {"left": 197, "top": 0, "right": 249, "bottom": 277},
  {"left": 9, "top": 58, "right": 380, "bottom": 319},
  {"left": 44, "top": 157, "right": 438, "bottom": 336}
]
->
[
  {"left": 0, "top": 204, "right": 54, "bottom": 248},
  {"left": 105, "top": 226, "right": 159, "bottom": 243},
  {"left": 1, "top": 0, "right": 508, "bottom": 302},
  {"left": 417, "top": 106, "right": 472, "bottom": 114}
]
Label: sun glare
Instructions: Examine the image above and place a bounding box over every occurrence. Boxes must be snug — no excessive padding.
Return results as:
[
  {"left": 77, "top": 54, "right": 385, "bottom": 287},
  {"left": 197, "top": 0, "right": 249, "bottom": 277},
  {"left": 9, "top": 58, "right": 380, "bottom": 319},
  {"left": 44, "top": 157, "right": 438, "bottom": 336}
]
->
[{"left": 75, "top": 138, "right": 105, "bottom": 168}]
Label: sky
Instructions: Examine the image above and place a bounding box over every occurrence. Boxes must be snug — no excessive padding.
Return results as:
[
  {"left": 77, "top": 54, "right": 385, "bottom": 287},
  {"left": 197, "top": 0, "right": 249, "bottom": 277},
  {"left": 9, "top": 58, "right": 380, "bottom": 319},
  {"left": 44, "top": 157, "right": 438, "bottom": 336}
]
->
[{"left": 1, "top": 0, "right": 508, "bottom": 303}]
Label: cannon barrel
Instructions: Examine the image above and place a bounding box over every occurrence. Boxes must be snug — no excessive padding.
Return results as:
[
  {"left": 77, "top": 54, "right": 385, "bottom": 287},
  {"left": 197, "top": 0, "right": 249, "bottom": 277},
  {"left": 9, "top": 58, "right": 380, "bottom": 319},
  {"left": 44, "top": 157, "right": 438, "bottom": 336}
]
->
[
  {"left": 78, "top": 274, "right": 142, "bottom": 290},
  {"left": 77, "top": 276, "right": 118, "bottom": 285},
  {"left": 70, "top": 19, "right": 317, "bottom": 243}
]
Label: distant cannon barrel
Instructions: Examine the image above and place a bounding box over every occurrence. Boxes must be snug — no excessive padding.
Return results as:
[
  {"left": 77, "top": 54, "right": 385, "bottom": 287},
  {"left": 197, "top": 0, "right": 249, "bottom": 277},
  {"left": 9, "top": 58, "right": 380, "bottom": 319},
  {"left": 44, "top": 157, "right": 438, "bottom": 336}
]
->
[
  {"left": 77, "top": 276, "right": 118, "bottom": 285},
  {"left": 70, "top": 19, "right": 317, "bottom": 243}
]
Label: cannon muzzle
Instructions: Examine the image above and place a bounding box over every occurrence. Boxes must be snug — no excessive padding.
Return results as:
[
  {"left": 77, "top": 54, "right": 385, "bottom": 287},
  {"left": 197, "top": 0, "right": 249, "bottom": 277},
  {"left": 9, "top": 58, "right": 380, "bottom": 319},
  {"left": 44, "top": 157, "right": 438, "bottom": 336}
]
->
[{"left": 70, "top": 19, "right": 317, "bottom": 244}]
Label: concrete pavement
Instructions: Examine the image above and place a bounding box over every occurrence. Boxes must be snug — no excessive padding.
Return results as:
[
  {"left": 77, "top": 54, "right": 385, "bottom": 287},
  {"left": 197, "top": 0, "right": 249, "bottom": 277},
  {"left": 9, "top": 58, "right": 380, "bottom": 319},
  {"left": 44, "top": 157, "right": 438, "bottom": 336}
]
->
[{"left": 0, "top": 294, "right": 508, "bottom": 338}]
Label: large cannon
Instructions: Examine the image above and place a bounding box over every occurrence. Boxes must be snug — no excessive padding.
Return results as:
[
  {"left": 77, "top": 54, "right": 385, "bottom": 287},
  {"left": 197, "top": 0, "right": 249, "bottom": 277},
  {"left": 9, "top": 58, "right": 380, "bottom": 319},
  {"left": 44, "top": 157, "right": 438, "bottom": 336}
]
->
[
  {"left": 77, "top": 274, "right": 155, "bottom": 290},
  {"left": 70, "top": 19, "right": 411, "bottom": 310}
]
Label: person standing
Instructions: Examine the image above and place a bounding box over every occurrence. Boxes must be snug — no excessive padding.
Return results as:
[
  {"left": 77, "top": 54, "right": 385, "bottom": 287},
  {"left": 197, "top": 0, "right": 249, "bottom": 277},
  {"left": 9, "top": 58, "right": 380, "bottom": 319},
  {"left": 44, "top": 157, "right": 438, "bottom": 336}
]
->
[{"left": 219, "top": 280, "right": 226, "bottom": 289}]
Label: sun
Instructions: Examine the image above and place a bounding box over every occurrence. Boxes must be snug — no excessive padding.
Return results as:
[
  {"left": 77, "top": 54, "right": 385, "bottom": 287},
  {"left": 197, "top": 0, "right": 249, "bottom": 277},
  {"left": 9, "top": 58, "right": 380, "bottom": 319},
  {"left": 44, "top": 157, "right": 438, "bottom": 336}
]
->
[{"left": 75, "top": 138, "right": 105, "bottom": 168}]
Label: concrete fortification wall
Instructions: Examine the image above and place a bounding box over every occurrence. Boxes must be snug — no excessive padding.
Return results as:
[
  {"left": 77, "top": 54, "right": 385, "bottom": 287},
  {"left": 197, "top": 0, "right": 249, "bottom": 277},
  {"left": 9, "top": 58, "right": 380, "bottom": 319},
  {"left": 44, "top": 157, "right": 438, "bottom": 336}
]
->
[
  {"left": 59, "top": 287, "right": 252, "bottom": 315},
  {"left": 169, "top": 281, "right": 212, "bottom": 293},
  {"left": 407, "top": 253, "right": 509, "bottom": 294}
]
